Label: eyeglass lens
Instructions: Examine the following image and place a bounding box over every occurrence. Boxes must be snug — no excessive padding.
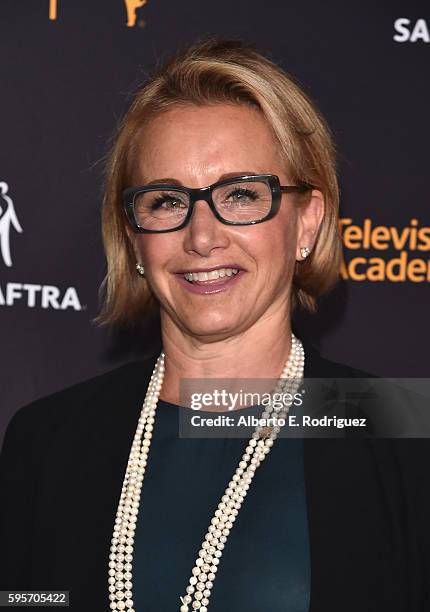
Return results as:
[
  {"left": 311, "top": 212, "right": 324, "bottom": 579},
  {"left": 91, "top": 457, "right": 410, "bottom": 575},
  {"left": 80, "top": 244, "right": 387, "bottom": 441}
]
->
[{"left": 133, "top": 179, "right": 273, "bottom": 230}]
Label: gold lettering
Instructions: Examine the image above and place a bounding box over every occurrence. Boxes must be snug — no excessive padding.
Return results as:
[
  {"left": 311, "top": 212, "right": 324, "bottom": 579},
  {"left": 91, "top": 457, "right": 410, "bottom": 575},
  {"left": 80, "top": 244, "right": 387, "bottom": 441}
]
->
[
  {"left": 407, "top": 258, "right": 427, "bottom": 282},
  {"left": 367, "top": 258, "right": 385, "bottom": 281},
  {"left": 49, "top": 0, "right": 58, "bottom": 20},
  {"left": 386, "top": 250, "right": 408, "bottom": 282},
  {"left": 409, "top": 219, "right": 418, "bottom": 250},
  {"left": 370, "top": 226, "right": 390, "bottom": 250},
  {"left": 341, "top": 252, "right": 430, "bottom": 283},
  {"left": 348, "top": 257, "right": 367, "bottom": 281},
  {"left": 363, "top": 219, "right": 372, "bottom": 249},
  {"left": 339, "top": 258, "right": 349, "bottom": 280},
  {"left": 343, "top": 225, "right": 362, "bottom": 249},
  {"left": 339, "top": 218, "right": 352, "bottom": 228},
  {"left": 124, "top": 0, "right": 147, "bottom": 27},
  {"left": 390, "top": 226, "right": 410, "bottom": 250},
  {"left": 417, "top": 227, "right": 430, "bottom": 251}
]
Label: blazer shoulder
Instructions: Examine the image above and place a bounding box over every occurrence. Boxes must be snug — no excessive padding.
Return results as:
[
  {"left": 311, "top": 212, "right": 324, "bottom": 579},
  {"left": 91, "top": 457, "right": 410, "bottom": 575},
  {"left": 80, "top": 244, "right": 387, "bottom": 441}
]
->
[
  {"left": 4, "top": 359, "right": 152, "bottom": 440},
  {"left": 303, "top": 341, "right": 375, "bottom": 379}
]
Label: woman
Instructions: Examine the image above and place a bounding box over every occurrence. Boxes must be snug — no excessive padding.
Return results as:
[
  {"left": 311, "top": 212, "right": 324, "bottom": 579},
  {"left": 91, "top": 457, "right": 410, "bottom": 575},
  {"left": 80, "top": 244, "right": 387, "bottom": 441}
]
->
[{"left": 0, "top": 39, "right": 428, "bottom": 612}]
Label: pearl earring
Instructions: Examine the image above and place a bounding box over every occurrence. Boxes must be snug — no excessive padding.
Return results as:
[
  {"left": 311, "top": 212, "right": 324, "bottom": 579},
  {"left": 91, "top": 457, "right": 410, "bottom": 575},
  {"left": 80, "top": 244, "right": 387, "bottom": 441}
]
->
[
  {"left": 136, "top": 262, "right": 145, "bottom": 277},
  {"left": 300, "top": 247, "right": 311, "bottom": 259}
]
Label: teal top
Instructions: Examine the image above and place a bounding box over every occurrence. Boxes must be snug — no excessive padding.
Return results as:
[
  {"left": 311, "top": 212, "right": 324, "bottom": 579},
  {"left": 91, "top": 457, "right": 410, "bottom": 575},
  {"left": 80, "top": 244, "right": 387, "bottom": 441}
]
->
[{"left": 133, "top": 400, "right": 310, "bottom": 611}]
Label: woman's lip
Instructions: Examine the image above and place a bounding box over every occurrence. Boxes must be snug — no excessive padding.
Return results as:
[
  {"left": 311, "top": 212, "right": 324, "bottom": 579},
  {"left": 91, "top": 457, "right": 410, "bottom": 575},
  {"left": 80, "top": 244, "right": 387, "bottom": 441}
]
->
[
  {"left": 174, "top": 264, "right": 245, "bottom": 274},
  {"left": 174, "top": 270, "right": 245, "bottom": 294}
]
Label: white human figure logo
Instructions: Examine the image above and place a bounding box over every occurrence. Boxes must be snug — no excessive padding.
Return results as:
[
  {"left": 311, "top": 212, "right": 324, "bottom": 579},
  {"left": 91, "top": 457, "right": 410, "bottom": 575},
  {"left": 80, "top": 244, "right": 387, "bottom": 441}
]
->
[{"left": 0, "top": 181, "right": 23, "bottom": 267}]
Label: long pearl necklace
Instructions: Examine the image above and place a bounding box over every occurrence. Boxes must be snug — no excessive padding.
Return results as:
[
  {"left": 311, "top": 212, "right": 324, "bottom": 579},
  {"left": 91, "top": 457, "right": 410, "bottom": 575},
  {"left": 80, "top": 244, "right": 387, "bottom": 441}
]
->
[{"left": 108, "top": 333, "right": 305, "bottom": 611}]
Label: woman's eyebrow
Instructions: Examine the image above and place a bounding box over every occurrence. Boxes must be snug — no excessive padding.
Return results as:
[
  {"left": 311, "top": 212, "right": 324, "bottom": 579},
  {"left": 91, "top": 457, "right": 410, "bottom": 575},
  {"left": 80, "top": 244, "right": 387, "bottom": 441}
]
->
[
  {"left": 145, "top": 171, "right": 259, "bottom": 186},
  {"left": 218, "top": 171, "right": 258, "bottom": 180},
  {"left": 145, "top": 177, "right": 183, "bottom": 186}
]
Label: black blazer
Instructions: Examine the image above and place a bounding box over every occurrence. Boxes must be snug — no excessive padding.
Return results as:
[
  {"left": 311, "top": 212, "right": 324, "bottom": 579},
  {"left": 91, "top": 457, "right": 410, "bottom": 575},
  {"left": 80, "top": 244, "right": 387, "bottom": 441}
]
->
[{"left": 0, "top": 343, "right": 429, "bottom": 611}]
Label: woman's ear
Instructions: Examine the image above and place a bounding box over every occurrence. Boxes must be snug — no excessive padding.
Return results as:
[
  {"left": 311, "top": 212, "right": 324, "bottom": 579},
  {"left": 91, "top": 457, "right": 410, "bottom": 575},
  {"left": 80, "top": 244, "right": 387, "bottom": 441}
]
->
[{"left": 295, "top": 189, "right": 325, "bottom": 261}]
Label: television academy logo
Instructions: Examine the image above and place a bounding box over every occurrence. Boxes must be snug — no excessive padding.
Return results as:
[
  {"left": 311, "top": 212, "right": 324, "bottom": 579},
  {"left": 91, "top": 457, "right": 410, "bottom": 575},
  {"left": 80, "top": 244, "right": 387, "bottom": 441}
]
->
[
  {"left": 49, "top": 0, "right": 148, "bottom": 28},
  {"left": 340, "top": 217, "right": 430, "bottom": 283},
  {"left": 0, "top": 181, "right": 84, "bottom": 311}
]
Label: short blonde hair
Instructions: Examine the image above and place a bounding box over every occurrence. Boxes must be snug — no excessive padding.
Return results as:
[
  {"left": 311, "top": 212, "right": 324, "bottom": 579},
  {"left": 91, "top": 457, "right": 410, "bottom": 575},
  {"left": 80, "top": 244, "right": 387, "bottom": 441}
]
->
[{"left": 95, "top": 38, "right": 341, "bottom": 327}]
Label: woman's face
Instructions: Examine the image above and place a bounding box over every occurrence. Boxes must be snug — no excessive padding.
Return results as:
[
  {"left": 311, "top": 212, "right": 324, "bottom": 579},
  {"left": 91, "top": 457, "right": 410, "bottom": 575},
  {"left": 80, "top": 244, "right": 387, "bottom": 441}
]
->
[{"left": 130, "top": 103, "right": 323, "bottom": 341}]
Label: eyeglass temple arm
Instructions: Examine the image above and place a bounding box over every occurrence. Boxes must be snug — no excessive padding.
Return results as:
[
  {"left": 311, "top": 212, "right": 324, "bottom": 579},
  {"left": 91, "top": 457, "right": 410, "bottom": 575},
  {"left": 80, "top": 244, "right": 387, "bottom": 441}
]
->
[{"left": 281, "top": 183, "right": 315, "bottom": 194}]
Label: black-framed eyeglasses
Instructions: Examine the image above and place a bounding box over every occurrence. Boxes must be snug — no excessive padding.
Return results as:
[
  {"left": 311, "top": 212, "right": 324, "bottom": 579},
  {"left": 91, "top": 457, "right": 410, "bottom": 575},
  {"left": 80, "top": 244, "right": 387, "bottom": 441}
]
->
[{"left": 123, "top": 174, "right": 315, "bottom": 233}]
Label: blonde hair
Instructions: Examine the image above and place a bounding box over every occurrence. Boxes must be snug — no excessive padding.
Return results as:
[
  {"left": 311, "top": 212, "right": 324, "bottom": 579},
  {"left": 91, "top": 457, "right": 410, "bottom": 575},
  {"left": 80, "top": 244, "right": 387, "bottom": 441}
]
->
[{"left": 94, "top": 38, "right": 341, "bottom": 327}]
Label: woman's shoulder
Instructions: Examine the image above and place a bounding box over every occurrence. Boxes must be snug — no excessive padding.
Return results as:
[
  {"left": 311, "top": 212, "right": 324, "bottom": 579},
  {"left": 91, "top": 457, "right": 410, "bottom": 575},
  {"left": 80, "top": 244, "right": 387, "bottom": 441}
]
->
[
  {"left": 302, "top": 341, "right": 374, "bottom": 379},
  {"left": 6, "top": 341, "right": 367, "bottom": 437},
  {"left": 3, "top": 356, "right": 157, "bottom": 447}
]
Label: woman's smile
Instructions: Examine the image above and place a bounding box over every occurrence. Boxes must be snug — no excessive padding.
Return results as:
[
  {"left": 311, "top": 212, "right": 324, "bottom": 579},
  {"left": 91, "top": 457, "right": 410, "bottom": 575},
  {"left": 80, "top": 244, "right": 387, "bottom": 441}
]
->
[{"left": 174, "top": 267, "right": 246, "bottom": 294}]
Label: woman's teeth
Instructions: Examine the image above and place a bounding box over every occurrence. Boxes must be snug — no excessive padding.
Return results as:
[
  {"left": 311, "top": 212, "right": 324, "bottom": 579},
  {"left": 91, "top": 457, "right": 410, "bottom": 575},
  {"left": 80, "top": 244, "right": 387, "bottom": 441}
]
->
[{"left": 184, "top": 268, "right": 239, "bottom": 282}]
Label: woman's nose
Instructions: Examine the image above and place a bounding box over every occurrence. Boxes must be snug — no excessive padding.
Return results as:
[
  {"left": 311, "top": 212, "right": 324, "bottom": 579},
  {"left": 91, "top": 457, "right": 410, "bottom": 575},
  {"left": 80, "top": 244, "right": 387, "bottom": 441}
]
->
[{"left": 183, "top": 199, "right": 229, "bottom": 256}]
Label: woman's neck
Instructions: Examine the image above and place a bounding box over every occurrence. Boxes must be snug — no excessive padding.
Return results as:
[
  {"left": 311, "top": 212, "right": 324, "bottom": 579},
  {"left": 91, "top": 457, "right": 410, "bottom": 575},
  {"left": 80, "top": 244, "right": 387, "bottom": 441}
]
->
[{"left": 158, "top": 311, "right": 293, "bottom": 406}]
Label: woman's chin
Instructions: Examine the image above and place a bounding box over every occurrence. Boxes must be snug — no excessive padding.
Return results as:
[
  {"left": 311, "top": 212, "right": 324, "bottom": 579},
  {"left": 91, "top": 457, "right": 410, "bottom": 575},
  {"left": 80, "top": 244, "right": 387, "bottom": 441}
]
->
[{"left": 180, "top": 313, "right": 243, "bottom": 340}]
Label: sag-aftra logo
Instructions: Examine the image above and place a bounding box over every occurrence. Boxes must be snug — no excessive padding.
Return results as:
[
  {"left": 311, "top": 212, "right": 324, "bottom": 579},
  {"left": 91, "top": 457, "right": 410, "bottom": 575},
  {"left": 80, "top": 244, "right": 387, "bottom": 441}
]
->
[
  {"left": 0, "top": 181, "right": 22, "bottom": 268},
  {"left": 49, "top": 0, "right": 148, "bottom": 27},
  {"left": 393, "top": 18, "right": 430, "bottom": 43},
  {"left": 0, "top": 181, "right": 84, "bottom": 311}
]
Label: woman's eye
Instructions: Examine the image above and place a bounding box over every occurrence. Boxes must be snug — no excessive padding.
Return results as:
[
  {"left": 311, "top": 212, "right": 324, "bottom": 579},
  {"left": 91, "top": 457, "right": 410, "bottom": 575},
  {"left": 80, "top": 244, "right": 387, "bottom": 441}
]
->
[
  {"left": 226, "top": 188, "right": 258, "bottom": 202},
  {"left": 151, "top": 195, "right": 186, "bottom": 210}
]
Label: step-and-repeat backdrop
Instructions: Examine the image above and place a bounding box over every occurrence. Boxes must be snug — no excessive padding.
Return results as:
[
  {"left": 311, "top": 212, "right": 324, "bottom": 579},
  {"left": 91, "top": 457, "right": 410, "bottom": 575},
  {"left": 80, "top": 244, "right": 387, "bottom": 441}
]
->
[{"left": 1, "top": 0, "right": 429, "bottom": 447}]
